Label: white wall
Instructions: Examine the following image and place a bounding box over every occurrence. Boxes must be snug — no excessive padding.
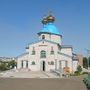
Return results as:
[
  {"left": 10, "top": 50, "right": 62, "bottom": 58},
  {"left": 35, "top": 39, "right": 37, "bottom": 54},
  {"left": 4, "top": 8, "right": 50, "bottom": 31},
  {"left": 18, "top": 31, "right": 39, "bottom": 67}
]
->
[
  {"left": 72, "top": 61, "right": 78, "bottom": 72},
  {"left": 57, "top": 48, "right": 73, "bottom": 72},
  {"left": 38, "top": 33, "right": 62, "bottom": 44},
  {"left": 28, "top": 41, "right": 58, "bottom": 71},
  {"left": 17, "top": 54, "right": 29, "bottom": 69},
  {"left": 17, "top": 40, "right": 77, "bottom": 73},
  {"left": 51, "top": 34, "right": 62, "bottom": 44}
]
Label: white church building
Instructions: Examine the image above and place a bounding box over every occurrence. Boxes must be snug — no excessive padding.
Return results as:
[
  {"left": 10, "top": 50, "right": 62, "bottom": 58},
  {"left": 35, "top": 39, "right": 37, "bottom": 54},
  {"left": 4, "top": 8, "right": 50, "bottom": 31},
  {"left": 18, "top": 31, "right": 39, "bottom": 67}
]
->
[{"left": 17, "top": 15, "right": 78, "bottom": 73}]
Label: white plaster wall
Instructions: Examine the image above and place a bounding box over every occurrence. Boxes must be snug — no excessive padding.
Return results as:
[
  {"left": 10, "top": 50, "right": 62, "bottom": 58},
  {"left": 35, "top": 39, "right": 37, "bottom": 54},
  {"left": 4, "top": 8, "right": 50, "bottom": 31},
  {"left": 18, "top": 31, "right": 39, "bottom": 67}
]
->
[
  {"left": 39, "top": 33, "right": 51, "bottom": 41},
  {"left": 72, "top": 61, "right": 78, "bottom": 72},
  {"left": 57, "top": 48, "right": 73, "bottom": 72},
  {"left": 60, "top": 48, "right": 72, "bottom": 56},
  {"left": 28, "top": 41, "right": 58, "bottom": 71},
  {"left": 17, "top": 40, "right": 76, "bottom": 73},
  {"left": 51, "top": 34, "right": 62, "bottom": 44},
  {"left": 38, "top": 33, "right": 62, "bottom": 44},
  {"left": 17, "top": 54, "right": 29, "bottom": 69}
]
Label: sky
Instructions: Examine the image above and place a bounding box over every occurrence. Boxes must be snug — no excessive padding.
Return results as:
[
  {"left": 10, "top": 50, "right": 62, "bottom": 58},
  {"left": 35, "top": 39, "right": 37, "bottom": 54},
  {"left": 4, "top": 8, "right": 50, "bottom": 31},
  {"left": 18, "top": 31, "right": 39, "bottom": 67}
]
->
[{"left": 0, "top": 0, "right": 90, "bottom": 57}]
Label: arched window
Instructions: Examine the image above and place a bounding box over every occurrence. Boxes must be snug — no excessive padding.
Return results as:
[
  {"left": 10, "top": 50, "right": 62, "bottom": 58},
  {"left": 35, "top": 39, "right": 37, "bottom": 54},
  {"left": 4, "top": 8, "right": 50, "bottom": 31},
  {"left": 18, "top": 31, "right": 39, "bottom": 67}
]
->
[
  {"left": 40, "top": 50, "right": 46, "bottom": 58},
  {"left": 48, "top": 61, "right": 54, "bottom": 65},
  {"left": 51, "top": 61, "right": 54, "bottom": 65},
  {"left": 32, "top": 47, "right": 35, "bottom": 55},
  {"left": 42, "top": 35, "right": 45, "bottom": 39},
  {"left": 50, "top": 47, "right": 54, "bottom": 54},
  {"left": 26, "top": 61, "right": 28, "bottom": 68},
  {"left": 31, "top": 61, "right": 35, "bottom": 65},
  {"left": 21, "top": 61, "right": 23, "bottom": 68}
]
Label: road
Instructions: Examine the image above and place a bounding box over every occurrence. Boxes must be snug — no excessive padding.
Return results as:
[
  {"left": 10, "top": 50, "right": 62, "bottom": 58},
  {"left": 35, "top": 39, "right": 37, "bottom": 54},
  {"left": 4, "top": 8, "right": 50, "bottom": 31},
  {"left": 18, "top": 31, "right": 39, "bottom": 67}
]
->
[{"left": 0, "top": 76, "right": 86, "bottom": 90}]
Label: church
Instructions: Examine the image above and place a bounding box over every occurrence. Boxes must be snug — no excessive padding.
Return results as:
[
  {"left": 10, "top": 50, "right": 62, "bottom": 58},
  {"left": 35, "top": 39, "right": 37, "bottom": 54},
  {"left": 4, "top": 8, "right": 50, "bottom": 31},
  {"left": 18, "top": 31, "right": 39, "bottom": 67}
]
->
[{"left": 17, "top": 15, "right": 78, "bottom": 74}]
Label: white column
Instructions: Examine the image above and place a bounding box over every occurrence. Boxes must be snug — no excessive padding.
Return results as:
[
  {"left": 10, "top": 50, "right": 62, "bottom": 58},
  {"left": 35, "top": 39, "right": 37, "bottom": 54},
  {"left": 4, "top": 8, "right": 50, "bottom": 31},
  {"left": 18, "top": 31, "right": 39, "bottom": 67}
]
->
[
  {"left": 28, "top": 61, "right": 31, "bottom": 69},
  {"left": 59, "top": 60, "right": 63, "bottom": 78},
  {"left": 23, "top": 61, "right": 26, "bottom": 68},
  {"left": 17, "top": 60, "right": 21, "bottom": 69},
  {"left": 59, "top": 61, "right": 62, "bottom": 69}
]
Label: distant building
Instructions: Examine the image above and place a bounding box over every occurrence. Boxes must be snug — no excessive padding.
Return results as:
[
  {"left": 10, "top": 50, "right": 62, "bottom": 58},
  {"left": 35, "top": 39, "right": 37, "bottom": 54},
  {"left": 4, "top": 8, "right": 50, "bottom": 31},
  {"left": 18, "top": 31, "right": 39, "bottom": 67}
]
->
[
  {"left": 17, "top": 15, "right": 79, "bottom": 73},
  {"left": 0, "top": 57, "right": 15, "bottom": 62},
  {"left": 72, "top": 54, "right": 83, "bottom": 68}
]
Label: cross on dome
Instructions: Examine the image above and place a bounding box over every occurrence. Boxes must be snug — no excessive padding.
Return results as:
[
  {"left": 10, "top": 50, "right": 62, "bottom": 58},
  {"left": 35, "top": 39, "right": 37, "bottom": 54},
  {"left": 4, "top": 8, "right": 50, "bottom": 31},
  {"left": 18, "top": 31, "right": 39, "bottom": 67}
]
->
[{"left": 39, "top": 13, "right": 60, "bottom": 36}]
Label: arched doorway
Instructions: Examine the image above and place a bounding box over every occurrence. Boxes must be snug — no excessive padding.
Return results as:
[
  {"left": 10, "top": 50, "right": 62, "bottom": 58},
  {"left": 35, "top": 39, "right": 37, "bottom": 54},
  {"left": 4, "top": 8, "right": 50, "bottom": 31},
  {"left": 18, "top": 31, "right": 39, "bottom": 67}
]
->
[
  {"left": 40, "top": 61, "right": 45, "bottom": 71},
  {"left": 42, "top": 61, "right": 45, "bottom": 71}
]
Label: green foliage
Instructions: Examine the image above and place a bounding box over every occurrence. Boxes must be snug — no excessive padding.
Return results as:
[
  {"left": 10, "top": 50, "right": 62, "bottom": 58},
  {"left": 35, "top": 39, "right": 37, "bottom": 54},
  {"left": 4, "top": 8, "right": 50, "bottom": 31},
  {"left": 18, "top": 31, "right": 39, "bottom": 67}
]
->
[
  {"left": 74, "top": 71, "right": 80, "bottom": 76},
  {"left": 83, "top": 57, "right": 90, "bottom": 69},
  {"left": 0, "top": 60, "right": 17, "bottom": 71},
  {"left": 0, "top": 62, "right": 8, "bottom": 71},
  {"left": 7, "top": 60, "right": 17, "bottom": 69},
  {"left": 74, "top": 65, "right": 82, "bottom": 76},
  {"left": 77, "top": 65, "right": 82, "bottom": 73}
]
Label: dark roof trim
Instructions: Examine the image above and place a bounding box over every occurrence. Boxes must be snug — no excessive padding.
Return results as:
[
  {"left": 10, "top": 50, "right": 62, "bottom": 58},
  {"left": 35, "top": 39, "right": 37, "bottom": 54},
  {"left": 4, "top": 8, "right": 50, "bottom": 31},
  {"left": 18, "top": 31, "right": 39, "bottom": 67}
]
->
[
  {"left": 58, "top": 52, "right": 72, "bottom": 58},
  {"left": 37, "top": 32, "right": 62, "bottom": 37},
  {"left": 61, "top": 45, "right": 72, "bottom": 48},
  {"left": 28, "top": 39, "right": 59, "bottom": 46},
  {"left": 61, "top": 45, "right": 73, "bottom": 51}
]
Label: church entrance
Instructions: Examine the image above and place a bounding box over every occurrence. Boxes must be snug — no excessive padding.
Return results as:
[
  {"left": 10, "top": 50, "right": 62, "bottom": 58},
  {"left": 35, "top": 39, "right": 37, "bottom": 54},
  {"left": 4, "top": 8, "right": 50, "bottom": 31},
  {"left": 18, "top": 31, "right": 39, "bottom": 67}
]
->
[
  {"left": 40, "top": 61, "right": 45, "bottom": 71},
  {"left": 42, "top": 61, "right": 45, "bottom": 71}
]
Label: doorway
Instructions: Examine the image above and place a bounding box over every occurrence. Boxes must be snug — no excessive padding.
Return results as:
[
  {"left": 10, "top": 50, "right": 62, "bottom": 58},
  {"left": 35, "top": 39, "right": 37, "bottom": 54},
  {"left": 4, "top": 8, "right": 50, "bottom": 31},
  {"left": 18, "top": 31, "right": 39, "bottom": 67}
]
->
[
  {"left": 40, "top": 61, "right": 46, "bottom": 71},
  {"left": 42, "top": 61, "right": 45, "bottom": 71}
]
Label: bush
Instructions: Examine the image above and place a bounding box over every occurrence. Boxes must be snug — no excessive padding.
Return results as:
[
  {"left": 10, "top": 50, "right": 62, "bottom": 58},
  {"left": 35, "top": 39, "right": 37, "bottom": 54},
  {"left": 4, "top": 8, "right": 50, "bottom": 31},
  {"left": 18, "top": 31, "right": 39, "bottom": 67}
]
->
[
  {"left": 74, "top": 65, "right": 82, "bottom": 76},
  {"left": 74, "top": 71, "right": 80, "bottom": 76},
  {"left": 0, "top": 60, "right": 17, "bottom": 71},
  {"left": 77, "top": 65, "right": 82, "bottom": 73},
  {"left": 0, "top": 63, "right": 8, "bottom": 71}
]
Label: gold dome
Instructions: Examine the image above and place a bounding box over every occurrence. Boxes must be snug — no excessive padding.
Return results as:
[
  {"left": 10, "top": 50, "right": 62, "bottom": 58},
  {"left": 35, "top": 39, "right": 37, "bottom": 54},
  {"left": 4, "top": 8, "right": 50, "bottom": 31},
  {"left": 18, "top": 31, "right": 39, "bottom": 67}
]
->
[
  {"left": 42, "top": 17, "right": 48, "bottom": 24},
  {"left": 47, "top": 15, "right": 55, "bottom": 23}
]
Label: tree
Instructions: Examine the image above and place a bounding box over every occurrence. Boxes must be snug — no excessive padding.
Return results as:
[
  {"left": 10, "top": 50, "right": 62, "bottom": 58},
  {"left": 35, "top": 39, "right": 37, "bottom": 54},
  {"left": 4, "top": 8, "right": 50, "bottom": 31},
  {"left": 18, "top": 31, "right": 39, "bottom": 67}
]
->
[
  {"left": 0, "top": 60, "right": 17, "bottom": 71},
  {"left": 74, "top": 65, "right": 82, "bottom": 75},
  {"left": 77, "top": 65, "right": 82, "bottom": 73},
  {"left": 83, "top": 57, "right": 88, "bottom": 69},
  {"left": 7, "top": 60, "right": 17, "bottom": 69},
  {"left": 0, "top": 62, "right": 7, "bottom": 71},
  {"left": 83, "top": 57, "right": 90, "bottom": 69}
]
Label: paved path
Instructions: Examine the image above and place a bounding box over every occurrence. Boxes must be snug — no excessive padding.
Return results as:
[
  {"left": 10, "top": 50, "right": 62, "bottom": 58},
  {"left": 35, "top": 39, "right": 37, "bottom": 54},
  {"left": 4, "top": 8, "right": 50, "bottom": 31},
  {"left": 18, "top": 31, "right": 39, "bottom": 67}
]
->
[
  {"left": 0, "top": 77, "right": 86, "bottom": 90},
  {"left": 0, "top": 70, "right": 87, "bottom": 90},
  {"left": 0, "top": 70, "right": 59, "bottom": 78}
]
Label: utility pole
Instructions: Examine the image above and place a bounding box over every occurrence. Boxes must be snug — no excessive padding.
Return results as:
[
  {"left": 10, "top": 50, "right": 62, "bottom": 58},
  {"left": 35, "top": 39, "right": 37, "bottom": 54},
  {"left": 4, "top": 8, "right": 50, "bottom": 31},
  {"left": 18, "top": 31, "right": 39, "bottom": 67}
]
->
[{"left": 86, "top": 49, "right": 90, "bottom": 70}]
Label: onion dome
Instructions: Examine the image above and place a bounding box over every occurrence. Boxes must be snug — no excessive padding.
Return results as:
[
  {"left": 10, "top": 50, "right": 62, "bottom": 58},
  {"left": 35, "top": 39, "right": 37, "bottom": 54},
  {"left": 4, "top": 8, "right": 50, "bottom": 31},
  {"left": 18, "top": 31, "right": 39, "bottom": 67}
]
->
[
  {"left": 47, "top": 15, "right": 55, "bottom": 23},
  {"left": 40, "top": 23, "right": 60, "bottom": 35},
  {"left": 42, "top": 17, "right": 48, "bottom": 24},
  {"left": 38, "top": 14, "right": 61, "bottom": 36}
]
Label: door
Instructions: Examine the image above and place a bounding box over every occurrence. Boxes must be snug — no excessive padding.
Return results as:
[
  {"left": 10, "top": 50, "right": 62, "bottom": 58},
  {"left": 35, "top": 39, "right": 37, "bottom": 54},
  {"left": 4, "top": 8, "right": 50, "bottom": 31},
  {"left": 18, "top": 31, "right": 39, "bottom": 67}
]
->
[
  {"left": 42, "top": 61, "right": 45, "bottom": 71},
  {"left": 40, "top": 61, "right": 45, "bottom": 71}
]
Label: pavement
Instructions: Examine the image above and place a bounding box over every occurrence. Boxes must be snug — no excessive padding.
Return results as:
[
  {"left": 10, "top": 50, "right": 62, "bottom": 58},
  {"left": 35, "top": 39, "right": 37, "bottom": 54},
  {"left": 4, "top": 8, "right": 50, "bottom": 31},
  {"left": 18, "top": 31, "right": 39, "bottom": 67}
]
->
[
  {"left": 0, "top": 70, "right": 60, "bottom": 78},
  {"left": 0, "top": 70, "right": 87, "bottom": 90},
  {"left": 0, "top": 77, "right": 86, "bottom": 90}
]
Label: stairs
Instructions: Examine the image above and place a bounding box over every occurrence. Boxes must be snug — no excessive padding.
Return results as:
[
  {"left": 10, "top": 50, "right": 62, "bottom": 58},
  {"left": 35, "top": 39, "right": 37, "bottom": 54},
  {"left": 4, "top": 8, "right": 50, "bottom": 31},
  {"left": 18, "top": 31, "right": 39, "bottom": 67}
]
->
[
  {"left": 42, "top": 72, "right": 60, "bottom": 78},
  {"left": 17, "top": 68, "right": 30, "bottom": 72}
]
